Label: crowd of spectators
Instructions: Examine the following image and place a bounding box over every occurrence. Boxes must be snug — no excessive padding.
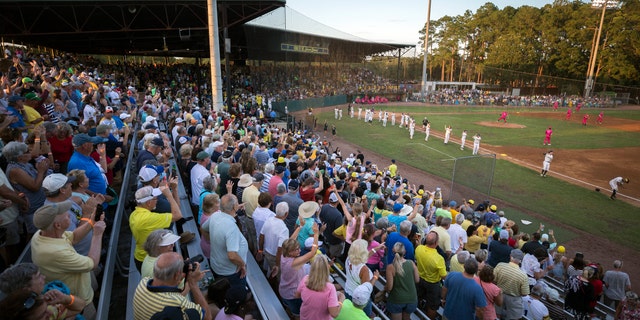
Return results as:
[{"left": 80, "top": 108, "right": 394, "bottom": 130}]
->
[
  {"left": 412, "top": 88, "right": 614, "bottom": 108},
  {"left": 0, "top": 47, "right": 634, "bottom": 320}
]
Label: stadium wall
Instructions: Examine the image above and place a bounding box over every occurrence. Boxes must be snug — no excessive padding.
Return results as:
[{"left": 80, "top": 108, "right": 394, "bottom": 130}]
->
[{"left": 272, "top": 95, "right": 347, "bottom": 113}]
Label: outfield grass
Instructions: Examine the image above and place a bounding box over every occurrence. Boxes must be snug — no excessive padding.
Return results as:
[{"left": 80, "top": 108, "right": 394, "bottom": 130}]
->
[{"left": 319, "top": 106, "right": 640, "bottom": 250}]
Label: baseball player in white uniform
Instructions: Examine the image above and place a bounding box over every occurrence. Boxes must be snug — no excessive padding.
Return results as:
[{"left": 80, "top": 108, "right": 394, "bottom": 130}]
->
[
  {"left": 460, "top": 130, "right": 468, "bottom": 150},
  {"left": 424, "top": 123, "right": 430, "bottom": 141},
  {"left": 444, "top": 125, "right": 452, "bottom": 144},
  {"left": 609, "top": 176, "right": 630, "bottom": 200},
  {"left": 541, "top": 150, "right": 553, "bottom": 177},
  {"left": 472, "top": 133, "right": 481, "bottom": 155},
  {"left": 409, "top": 119, "right": 415, "bottom": 139}
]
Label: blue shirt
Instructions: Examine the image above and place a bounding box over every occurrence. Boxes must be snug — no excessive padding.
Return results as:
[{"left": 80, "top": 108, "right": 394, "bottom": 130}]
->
[
  {"left": 202, "top": 211, "right": 248, "bottom": 276},
  {"left": 6, "top": 106, "right": 26, "bottom": 128},
  {"left": 443, "top": 272, "right": 487, "bottom": 320},
  {"left": 68, "top": 152, "right": 107, "bottom": 195},
  {"left": 385, "top": 232, "right": 414, "bottom": 264}
]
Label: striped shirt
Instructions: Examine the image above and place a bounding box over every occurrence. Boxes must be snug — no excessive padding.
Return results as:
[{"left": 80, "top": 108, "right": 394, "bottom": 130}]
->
[
  {"left": 494, "top": 262, "right": 530, "bottom": 297},
  {"left": 133, "top": 277, "right": 203, "bottom": 320}
]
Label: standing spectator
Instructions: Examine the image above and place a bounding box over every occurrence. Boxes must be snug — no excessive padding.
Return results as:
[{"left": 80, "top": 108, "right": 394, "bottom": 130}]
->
[
  {"left": 281, "top": 180, "right": 303, "bottom": 235},
  {"left": 487, "top": 229, "right": 514, "bottom": 267},
  {"left": 199, "top": 193, "right": 220, "bottom": 258},
  {"left": 129, "top": 181, "right": 182, "bottom": 271},
  {"left": 442, "top": 258, "right": 487, "bottom": 319},
  {"left": 295, "top": 256, "right": 345, "bottom": 320},
  {"left": 363, "top": 223, "right": 385, "bottom": 273},
  {"left": 67, "top": 134, "right": 108, "bottom": 197},
  {"left": 30, "top": 201, "right": 106, "bottom": 319},
  {"left": 448, "top": 213, "right": 468, "bottom": 255},
  {"left": 494, "top": 249, "right": 530, "bottom": 320},
  {"left": 258, "top": 202, "right": 289, "bottom": 278},
  {"left": 278, "top": 224, "right": 319, "bottom": 318},
  {"left": 201, "top": 194, "right": 248, "bottom": 287},
  {"left": 603, "top": 260, "right": 632, "bottom": 309},
  {"left": 4, "top": 141, "right": 48, "bottom": 236},
  {"left": 47, "top": 122, "right": 74, "bottom": 174},
  {"left": 241, "top": 172, "right": 263, "bottom": 254},
  {"left": 42, "top": 173, "right": 99, "bottom": 256},
  {"left": 384, "top": 242, "right": 419, "bottom": 320},
  {"left": 197, "top": 176, "right": 217, "bottom": 223},
  {"left": 268, "top": 165, "right": 285, "bottom": 197},
  {"left": 415, "top": 231, "right": 447, "bottom": 319},
  {"left": 564, "top": 267, "right": 595, "bottom": 319},
  {"left": 190, "top": 151, "right": 212, "bottom": 208},
  {"left": 252, "top": 192, "right": 276, "bottom": 250},
  {"left": 135, "top": 135, "right": 165, "bottom": 173},
  {"left": 319, "top": 191, "right": 346, "bottom": 259},
  {"left": 133, "top": 252, "right": 211, "bottom": 320},
  {"left": 344, "top": 239, "right": 379, "bottom": 317},
  {"left": 475, "top": 265, "right": 503, "bottom": 320}
]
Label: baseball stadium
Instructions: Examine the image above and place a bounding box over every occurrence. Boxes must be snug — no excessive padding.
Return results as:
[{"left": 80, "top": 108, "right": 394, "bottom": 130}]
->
[{"left": 0, "top": 0, "right": 638, "bottom": 319}]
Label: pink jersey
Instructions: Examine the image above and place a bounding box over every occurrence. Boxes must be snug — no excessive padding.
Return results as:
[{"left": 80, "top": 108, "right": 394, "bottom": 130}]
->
[{"left": 545, "top": 129, "right": 553, "bottom": 138}]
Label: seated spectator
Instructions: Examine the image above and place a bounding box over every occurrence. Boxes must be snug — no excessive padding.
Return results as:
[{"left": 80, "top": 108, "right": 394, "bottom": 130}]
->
[
  {"left": 0, "top": 263, "right": 86, "bottom": 319},
  {"left": 30, "top": 201, "right": 107, "bottom": 319},
  {"left": 3, "top": 141, "right": 48, "bottom": 237},
  {"left": 335, "top": 283, "right": 372, "bottom": 320},
  {"left": 140, "top": 229, "right": 181, "bottom": 279},
  {"left": 214, "top": 284, "right": 258, "bottom": 320},
  {"left": 132, "top": 252, "right": 211, "bottom": 320},
  {"left": 615, "top": 291, "right": 640, "bottom": 320},
  {"left": 0, "top": 289, "right": 51, "bottom": 320},
  {"left": 522, "top": 284, "right": 550, "bottom": 320}
]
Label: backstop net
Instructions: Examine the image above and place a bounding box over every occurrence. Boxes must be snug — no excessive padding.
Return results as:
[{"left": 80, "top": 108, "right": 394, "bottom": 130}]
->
[{"left": 449, "top": 154, "right": 496, "bottom": 203}]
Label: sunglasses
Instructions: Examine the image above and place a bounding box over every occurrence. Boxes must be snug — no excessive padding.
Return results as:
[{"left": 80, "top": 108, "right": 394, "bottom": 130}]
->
[{"left": 23, "top": 292, "right": 38, "bottom": 311}]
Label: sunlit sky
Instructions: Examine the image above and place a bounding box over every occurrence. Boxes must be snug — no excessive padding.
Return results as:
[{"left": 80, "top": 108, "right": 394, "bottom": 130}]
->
[{"left": 286, "top": 0, "right": 556, "bottom": 45}]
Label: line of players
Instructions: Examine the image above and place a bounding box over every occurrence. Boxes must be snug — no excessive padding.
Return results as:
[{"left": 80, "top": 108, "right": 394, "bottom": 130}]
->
[{"left": 347, "top": 106, "right": 483, "bottom": 155}]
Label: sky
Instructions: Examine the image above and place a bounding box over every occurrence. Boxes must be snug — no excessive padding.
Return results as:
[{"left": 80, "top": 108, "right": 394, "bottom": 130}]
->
[{"left": 285, "top": 0, "right": 556, "bottom": 45}]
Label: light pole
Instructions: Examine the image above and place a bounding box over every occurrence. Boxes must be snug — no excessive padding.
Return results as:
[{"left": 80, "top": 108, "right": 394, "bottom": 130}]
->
[
  {"left": 584, "top": 0, "right": 618, "bottom": 98},
  {"left": 420, "top": 0, "right": 432, "bottom": 102}
]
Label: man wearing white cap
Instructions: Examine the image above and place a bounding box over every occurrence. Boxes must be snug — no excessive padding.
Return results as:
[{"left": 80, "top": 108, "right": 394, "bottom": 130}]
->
[
  {"left": 335, "top": 283, "right": 370, "bottom": 320},
  {"left": 172, "top": 118, "right": 184, "bottom": 146},
  {"left": 139, "top": 164, "right": 175, "bottom": 213},
  {"left": 30, "top": 201, "right": 107, "bottom": 319},
  {"left": 129, "top": 181, "right": 183, "bottom": 272},
  {"left": 43, "top": 173, "right": 104, "bottom": 256}
]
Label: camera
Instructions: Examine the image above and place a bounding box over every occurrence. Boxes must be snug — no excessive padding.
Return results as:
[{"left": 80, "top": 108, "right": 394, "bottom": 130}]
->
[{"left": 183, "top": 254, "right": 205, "bottom": 274}]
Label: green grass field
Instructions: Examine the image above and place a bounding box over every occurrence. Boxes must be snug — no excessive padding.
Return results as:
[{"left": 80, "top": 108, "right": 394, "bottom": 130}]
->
[{"left": 317, "top": 106, "right": 640, "bottom": 250}]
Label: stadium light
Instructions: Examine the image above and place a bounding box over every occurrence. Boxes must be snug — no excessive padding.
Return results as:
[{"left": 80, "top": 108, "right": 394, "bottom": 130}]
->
[
  {"left": 420, "top": 0, "right": 432, "bottom": 101},
  {"left": 584, "top": 0, "right": 619, "bottom": 98}
]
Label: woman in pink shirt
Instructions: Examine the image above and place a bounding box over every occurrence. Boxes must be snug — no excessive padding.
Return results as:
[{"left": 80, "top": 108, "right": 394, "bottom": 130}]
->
[
  {"left": 363, "top": 223, "right": 385, "bottom": 272},
  {"left": 279, "top": 223, "right": 319, "bottom": 319},
  {"left": 475, "top": 264, "right": 503, "bottom": 320},
  {"left": 199, "top": 193, "right": 220, "bottom": 258},
  {"left": 295, "top": 256, "right": 344, "bottom": 320}
]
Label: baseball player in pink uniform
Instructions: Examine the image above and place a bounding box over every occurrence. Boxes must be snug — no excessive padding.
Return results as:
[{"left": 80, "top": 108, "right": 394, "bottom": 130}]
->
[
  {"left": 566, "top": 108, "right": 572, "bottom": 120},
  {"left": 597, "top": 112, "right": 604, "bottom": 125},
  {"left": 543, "top": 127, "right": 553, "bottom": 145},
  {"left": 498, "top": 111, "right": 508, "bottom": 123}
]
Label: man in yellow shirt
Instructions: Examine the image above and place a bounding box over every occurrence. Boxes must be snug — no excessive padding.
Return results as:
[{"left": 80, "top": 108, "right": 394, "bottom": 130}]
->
[
  {"left": 130, "top": 180, "right": 182, "bottom": 272},
  {"left": 415, "top": 232, "right": 447, "bottom": 320},
  {"left": 388, "top": 159, "right": 398, "bottom": 177}
]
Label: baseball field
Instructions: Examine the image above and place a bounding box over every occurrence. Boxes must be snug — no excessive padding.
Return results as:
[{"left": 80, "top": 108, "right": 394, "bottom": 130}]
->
[{"left": 307, "top": 103, "right": 640, "bottom": 282}]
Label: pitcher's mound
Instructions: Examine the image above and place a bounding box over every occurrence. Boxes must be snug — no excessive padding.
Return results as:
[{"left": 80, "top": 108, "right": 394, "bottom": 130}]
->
[{"left": 477, "top": 121, "right": 526, "bottom": 128}]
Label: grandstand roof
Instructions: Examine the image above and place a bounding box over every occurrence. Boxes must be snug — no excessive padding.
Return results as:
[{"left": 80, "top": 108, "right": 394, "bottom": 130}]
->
[
  {"left": 0, "top": 0, "right": 285, "bottom": 57},
  {"left": 243, "top": 7, "right": 413, "bottom": 62},
  {"left": 0, "top": 1, "right": 412, "bottom": 61}
]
